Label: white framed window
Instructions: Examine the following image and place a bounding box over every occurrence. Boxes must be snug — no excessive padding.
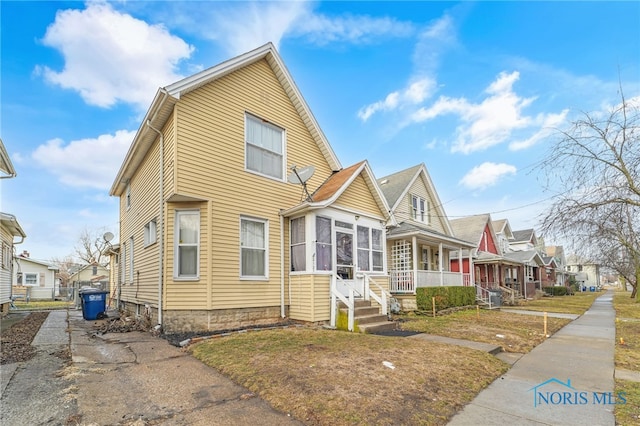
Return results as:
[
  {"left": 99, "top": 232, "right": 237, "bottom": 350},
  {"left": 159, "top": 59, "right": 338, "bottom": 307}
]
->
[
  {"left": 240, "top": 217, "right": 268, "bottom": 279},
  {"left": 144, "top": 219, "right": 157, "bottom": 246},
  {"left": 174, "top": 210, "right": 200, "bottom": 279},
  {"left": 411, "top": 195, "right": 428, "bottom": 223},
  {"left": 245, "top": 114, "right": 284, "bottom": 180},
  {"left": 1, "top": 242, "right": 10, "bottom": 269},
  {"left": 290, "top": 217, "right": 305, "bottom": 272},
  {"left": 129, "top": 236, "right": 134, "bottom": 283},
  {"left": 357, "top": 226, "right": 385, "bottom": 272},
  {"left": 126, "top": 182, "right": 131, "bottom": 209},
  {"left": 315, "top": 216, "right": 332, "bottom": 271},
  {"left": 25, "top": 273, "right": 38, "bottom": 285}
]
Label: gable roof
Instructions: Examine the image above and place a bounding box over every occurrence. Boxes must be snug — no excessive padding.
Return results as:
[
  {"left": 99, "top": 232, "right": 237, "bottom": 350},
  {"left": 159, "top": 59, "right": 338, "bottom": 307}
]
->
[
  {"left": 503, "top": 250, "right": 544, "bottom": 265},
  {"left": 512, "top": 228, "right": 536, "bottom": 244},
  {"left": 378, "top": 163, "right": 453, "bottom": 235},
  {"left": 493, "top": 218, "right": 513, "bottom": 239},
  {"left": 387, "top": 222, "right": 476, "bottom": 249},
  {"left": 449, "top": 214, "right": 499, "bottom": 250},
  {"left": 282, "top": 160, "right": 395, "bottom": 225},
  {"left": 110, "top": 42, "right": 341, "bottom": 196},
  {"left": 15, "top": 256, "right": 59, "bottom": 271}
]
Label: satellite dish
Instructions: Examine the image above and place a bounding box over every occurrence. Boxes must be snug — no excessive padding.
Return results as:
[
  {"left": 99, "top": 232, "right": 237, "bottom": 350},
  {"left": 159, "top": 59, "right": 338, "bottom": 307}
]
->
[
  {"left": 103, "top": 232, "right": 115, "bottom": 243},
  {"left": 287, "top": 165, "right": 315, "bottom": 184},
  {"left": 287, "top": 165, "right": 315, "bottom": 201}
]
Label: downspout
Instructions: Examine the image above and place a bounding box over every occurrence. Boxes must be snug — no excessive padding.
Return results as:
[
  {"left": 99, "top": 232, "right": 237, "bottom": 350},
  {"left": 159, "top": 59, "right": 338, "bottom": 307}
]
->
[
  {"left": 146, "top": 113, "right": 166, "bottom": 327},
  {"left": 279, "top": 211, "right": 285, "bottom": 318}
]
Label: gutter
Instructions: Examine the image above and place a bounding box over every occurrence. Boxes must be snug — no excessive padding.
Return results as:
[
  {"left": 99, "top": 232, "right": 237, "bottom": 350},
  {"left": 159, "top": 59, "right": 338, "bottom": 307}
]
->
[{"left": 279, "top": 211, "right": 285, "bottom": 318}]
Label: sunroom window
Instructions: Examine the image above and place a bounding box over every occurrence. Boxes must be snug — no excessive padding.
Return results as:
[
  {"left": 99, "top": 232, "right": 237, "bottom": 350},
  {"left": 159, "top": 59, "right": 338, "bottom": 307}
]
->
[{"left": 290, "top": 217, "right": 305, "bottom": 271}]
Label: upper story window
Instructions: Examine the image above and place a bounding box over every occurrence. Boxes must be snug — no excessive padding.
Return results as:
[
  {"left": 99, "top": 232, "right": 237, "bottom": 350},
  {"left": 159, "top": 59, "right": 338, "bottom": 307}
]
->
[
  {"left": 126, "top": 182, "right": 131, "bottom": 209},
  {"left": 175, "top": 210, "right": 200, "bottom": 279},
  {"left": 411, "top": 195, "right": 428, "bottom": 224},
  {"left": 245, "top": 114, "right": 284, "bottom": 180}
]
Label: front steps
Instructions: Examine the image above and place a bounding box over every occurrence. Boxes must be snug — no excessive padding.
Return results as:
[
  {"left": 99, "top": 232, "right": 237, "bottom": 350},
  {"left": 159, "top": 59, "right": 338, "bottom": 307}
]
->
[{"left": 339, "top": 300, "right": 396, "bottom": 333}]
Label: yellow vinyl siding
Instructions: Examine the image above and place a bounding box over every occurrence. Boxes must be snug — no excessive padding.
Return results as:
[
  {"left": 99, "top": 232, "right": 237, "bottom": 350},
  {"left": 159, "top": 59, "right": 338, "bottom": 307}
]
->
[
  {"left": 334, "top": 174, "right": 386, "bottom": 219},
  {"left": 168, "top": 58, "right": 333, "bottom": 311},
  {"left": 402, "top": 175, "right": 447, "bottom": 234},
  {"left": 289, "top": 274, "right": 330, "bottom": 322}
]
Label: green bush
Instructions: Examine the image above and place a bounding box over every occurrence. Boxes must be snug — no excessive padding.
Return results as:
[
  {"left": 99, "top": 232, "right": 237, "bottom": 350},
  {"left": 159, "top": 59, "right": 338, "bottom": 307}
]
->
[
  {"left": 543, "top": 286, "right": 568, "bottom": 296},
  {"left": 416, "top": 286, "right": 476, "bottom": 311}
]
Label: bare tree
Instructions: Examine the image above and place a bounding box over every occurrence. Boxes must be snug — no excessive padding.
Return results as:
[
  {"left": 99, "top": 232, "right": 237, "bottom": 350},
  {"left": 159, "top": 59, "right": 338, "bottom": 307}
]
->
[
  {"left": 50, "top": 255, "right": 78, "bottom": 287},
  {"left": 538, "top": 91, "right": 639, "bottom": 298},
  {"left": 74, "top": 227, "right": 113, "bottom": 266}
]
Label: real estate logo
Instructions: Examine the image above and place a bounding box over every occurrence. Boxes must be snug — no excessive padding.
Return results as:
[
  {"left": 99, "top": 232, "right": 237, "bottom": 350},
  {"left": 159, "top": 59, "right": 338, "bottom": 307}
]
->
[{"left": 528, "top": 378, "right": 626, "bottom": 407}]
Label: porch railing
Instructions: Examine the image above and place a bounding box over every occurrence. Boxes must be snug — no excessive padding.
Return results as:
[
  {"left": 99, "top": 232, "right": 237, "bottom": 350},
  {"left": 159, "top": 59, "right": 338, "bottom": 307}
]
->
[
  {"left": 363, "top": 274, "right": 390, "bottom": 316},
  {"left": 330, "top": 275, "right": 355, "bottom": 331},
  {"left": 390, "top": 270, "right": 470, "bottom": 294}
]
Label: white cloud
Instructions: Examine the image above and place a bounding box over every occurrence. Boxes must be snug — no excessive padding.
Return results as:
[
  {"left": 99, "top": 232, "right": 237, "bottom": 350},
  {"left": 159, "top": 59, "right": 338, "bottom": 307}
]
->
[
  {"left": 509, "top": 109, "right": 569, "bottom": 151},
  {"left": 358, "top": 77, "right": 436, "bottom": 121},
  {"left": 411, "top": 71, "right": 559, "bottom": 154},
  {"left": 32, "top": 130, "right": 135, "bottom": 190},
  {"left": 38, "top": 2, "right": 193, "bottom": 109},
  {"left": 459, "top": 162, "right": 517, "bottom": 190}
]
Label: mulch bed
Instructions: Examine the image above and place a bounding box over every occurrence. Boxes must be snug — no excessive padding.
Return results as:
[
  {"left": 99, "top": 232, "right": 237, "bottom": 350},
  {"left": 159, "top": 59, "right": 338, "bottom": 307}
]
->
[{"left": 1, "top": 312, "right": 49, "bottom": 364}]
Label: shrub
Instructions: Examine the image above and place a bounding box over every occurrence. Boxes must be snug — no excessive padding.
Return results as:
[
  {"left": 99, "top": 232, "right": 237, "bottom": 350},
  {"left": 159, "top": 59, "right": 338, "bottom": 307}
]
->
[
  {"left": 543, "top": 286, "right": 568, "bottom": 296},
  {"left": 416, "top": 286, "right": 476, "bottom": 311}
]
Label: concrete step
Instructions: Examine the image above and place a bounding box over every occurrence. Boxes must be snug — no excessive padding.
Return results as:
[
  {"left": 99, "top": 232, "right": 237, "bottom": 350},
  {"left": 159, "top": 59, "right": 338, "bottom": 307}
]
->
[
  {"left": 359, "top": 321, "right": 397, "bottom": 334},
  {"left": 338, "top": 299, "right": 371, "bottom": 309},
  {"left": 354, "top": 314, "right": 389, "bottom": 325}
]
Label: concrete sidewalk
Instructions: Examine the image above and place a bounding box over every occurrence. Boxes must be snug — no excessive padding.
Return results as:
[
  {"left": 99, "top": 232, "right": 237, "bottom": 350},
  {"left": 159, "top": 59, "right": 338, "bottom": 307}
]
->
[{"left": 448, "top": 291, "right": 616, "bottom": 426}]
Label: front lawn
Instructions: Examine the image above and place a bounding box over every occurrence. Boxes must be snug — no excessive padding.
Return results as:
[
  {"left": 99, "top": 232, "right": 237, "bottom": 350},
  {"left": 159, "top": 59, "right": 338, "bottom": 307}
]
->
[
  {"left": 397, "top": 309, "right": 570, "bottom": 353},
  {"left": 512, "top": 291, "right": 601, "bottom": 315},
  {"left": 11, "top": 300, "right": 73, "bottom": 310},
  {"left": 190, "top": 327, "right": 508, "bottom": 425}
]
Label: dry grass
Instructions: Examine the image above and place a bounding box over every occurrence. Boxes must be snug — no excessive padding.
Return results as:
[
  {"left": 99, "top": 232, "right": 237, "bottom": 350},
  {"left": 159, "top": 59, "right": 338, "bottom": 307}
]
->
[
  {"left": 613, "top": 290, "right": 640, "bottom": 319},
  {"left": 190, "top": 327, "right": 508, "bottom": 425},
  {"left": 12, "top": 300, "right": 73, "bottom": 310},
  {"left": 511, "top": 291, "right": 601, "bottom": 315},
  {"left": 397, "top": 309, "right": 570, "bottom": 353},
  {"left": 615, "top": 380, "right": 640, "bottom": 425}
]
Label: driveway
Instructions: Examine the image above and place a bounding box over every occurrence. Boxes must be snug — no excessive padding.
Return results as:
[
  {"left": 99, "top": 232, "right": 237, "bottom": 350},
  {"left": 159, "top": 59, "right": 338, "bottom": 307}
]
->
[{"left": 1, "top": 309, "right": 300, "bottom": 425}]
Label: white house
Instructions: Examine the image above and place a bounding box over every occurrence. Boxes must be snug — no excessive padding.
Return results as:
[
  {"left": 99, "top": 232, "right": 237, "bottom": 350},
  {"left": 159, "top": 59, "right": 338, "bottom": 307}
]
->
[{"left": 13, "top": 253, "right": 59, "bottom": 300}]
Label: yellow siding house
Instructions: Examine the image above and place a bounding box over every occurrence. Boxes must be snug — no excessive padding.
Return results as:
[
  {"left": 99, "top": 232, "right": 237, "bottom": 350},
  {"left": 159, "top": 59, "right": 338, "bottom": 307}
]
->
[{"left": 110, "top": 43, "right": 394, "bottom": 333}]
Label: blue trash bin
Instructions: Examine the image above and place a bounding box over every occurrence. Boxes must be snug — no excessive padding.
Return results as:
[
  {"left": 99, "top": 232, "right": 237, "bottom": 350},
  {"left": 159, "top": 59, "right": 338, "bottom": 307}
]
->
[{"left": 79, "top": 289, "right": 108, "bottom": 320}]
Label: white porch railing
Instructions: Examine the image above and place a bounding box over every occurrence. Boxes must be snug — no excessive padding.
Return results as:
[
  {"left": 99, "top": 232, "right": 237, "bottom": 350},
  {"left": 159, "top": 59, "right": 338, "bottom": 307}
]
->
[
  {"left": 330, "top": 275, "right": 355, "bottom": 331},
  {"left": 390, "top": 270, "right": 471, "bottom": 294},
  {"left": 363, "top": 274, "right": 390, "bottom": 316},
  {"left": 475, "top": 284, "right": 493, "bottom": 309}
]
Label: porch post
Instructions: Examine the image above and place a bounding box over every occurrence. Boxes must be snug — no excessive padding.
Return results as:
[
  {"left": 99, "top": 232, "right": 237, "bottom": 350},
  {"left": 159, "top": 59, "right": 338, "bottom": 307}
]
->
[
  {"left": 458, "top": 249, "right": 463, "bottom": 286},
  {"left": 469, "top": 251, "right": 474, "bottom": 285},
  {"left": 439, "top": 242, "right": 443, "bottom": 286},
  {"left": 412, "top": 236, "right": 418, "bottom": 293}
]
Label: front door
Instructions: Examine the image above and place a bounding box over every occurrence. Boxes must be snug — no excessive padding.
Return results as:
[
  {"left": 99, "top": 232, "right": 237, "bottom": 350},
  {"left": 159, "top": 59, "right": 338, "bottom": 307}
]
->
[{"left": 335, "top": 228, "right": 362, "bottom": 297}]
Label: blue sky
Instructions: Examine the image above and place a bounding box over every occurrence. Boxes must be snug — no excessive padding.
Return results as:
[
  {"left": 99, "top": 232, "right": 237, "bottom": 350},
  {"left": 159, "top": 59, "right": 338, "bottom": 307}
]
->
[{"left": 2, "top": 1, "right": 639, "bottom": 262}]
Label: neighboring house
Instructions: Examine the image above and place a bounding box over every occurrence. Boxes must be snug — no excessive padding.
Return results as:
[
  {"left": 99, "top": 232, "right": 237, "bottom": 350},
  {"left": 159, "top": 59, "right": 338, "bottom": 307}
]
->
[
  {"left": 1, "top": 139, "right": 26, "bottom": 315},
  {"left": 449, "top": 214, "right": 524, "bottom": 301},
  {"left": 109, "top": 43, "right": 394, "bottom": 333},
  {"left": 540, "top": 256, "right": 558, "bottom": 287},
  {"left": 566, "top": 254, "right": 601, "bottom": 290},
  {"left": 1, "top": 213, "right": 26, "bottom": 314},
  {"left": 68, "top": 262, "right": 110, "bottom": 289},
  {"left": 545, "top": 245, "right": 569, "bottom": 287},
  {"left": 377, "top": 164, "right": 475, "bottom": 310},
  {"left": 13, "top": 252, "right": 59, "bottom": 300}
]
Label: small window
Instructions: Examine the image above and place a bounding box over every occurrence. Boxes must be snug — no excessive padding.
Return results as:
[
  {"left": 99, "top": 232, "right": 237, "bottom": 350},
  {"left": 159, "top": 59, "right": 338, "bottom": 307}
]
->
[
  {"left": 17, "top": 272, "right": 23, "bottom": 285},
  {"left": 241, "top": 217, "right": 268, "bottom": 278},
  {"left": 126, "top": 182, "right": 131, "bottom": 209},
  {"left": 245, "top": 114, "right": 284, "bottom": 180},
  {"left": 92, "top": 266, "right": 98, "bottom": 275},
  {"left": 175, "top": 210, "right": 200, "bottom": 279},
  {"left": 290, "top": 217, "right": 305, "bottom": 272},
  {"left": 25, "top": 273, "right": 38, "bottom": 285},
  {"left": 144, "top": 219, "right": 157, "bottom": 246}
]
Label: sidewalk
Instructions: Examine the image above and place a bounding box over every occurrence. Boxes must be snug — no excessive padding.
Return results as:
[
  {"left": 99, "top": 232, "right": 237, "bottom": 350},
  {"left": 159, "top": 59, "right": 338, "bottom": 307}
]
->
[{"left": 448, "top": 291, "right": 616, "bottom": 426}]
